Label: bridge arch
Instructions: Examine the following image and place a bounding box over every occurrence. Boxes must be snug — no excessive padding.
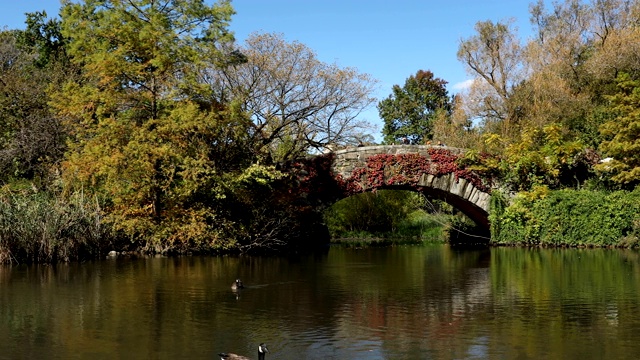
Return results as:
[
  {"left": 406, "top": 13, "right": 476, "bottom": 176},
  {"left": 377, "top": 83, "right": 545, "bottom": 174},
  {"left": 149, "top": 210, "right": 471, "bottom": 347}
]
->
[{"left": 325, "top": 145, "right": 495, "bottom": 232}]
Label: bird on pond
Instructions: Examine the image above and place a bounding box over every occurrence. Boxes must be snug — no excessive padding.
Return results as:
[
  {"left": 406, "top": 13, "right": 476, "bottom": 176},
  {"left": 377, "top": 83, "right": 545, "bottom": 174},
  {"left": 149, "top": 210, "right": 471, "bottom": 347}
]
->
[
  {"left": 219, "top": 343, "right": 269, "bottom": 360},
  {"left": 231, "top": 279, "right": 244, "bottom": 290}
]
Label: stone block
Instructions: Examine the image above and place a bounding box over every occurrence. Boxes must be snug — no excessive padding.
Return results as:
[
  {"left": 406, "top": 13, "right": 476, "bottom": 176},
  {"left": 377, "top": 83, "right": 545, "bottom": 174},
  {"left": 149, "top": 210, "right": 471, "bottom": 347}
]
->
[
  {"left": 476, "top": 193, "right": 490, "bottom": 212},
  {"left": 463, "top": 182, "right": 475, "bottom": 200},
  {"left": 469, "top": 187, "right": 479, "bottom": 204},
  {"left": 451, "top": 178, "right": 468, "bottom": 197}
]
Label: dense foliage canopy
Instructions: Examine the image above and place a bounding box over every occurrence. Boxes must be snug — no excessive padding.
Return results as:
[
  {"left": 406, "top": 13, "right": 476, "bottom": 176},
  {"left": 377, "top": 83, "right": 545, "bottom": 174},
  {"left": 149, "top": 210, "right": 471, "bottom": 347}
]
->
[
  {"left": 50, "top": 0, "right": 241, "bottom": 251},
  {"left": 378, "top": 70, "right": 451, "bottom": 145},
  {"left": 598, "top": 73, "right": 640, "bottom": 186},
  {"left": 448, "top": 0, "right": 640, "bottom": 191}
]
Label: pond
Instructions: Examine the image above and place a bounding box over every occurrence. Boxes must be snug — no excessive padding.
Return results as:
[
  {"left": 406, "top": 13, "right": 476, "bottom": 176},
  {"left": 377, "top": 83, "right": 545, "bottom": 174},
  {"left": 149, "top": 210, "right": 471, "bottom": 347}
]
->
[{"left": 2, "top": 245, "right": 640, "bottom": 359}]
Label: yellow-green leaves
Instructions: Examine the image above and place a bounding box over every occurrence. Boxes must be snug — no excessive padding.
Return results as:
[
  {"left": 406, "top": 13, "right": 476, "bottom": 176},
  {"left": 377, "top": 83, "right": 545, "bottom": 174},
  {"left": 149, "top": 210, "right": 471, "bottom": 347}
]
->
[
  {"left": 492, "top": 124, "right": 585, "bottom": 190},
  {"left": 234, "top": 164, "right": 284, "bottom": 187},
  {"left": 598, "top": 73, "right": 640, "bottom": 186},
  {"left": 52, "top": 1, "right": 240, "bottom": 249}
]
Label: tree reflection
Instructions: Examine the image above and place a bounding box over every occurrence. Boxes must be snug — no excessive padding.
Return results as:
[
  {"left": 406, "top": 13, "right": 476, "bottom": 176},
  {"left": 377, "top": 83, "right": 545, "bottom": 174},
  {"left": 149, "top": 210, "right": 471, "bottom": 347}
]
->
[{"left": 1, "top": 247, "right": 640, "bottom": 358}]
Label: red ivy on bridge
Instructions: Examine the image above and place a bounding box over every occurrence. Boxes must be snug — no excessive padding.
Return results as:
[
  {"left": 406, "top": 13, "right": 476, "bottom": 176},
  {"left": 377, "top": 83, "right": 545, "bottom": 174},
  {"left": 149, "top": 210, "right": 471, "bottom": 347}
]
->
[
  {"left": 337, "top": 148, "right": 491, "bottom": 196},
  {"left": 283, "top": 148, "right": 492, "bottom": 206}
]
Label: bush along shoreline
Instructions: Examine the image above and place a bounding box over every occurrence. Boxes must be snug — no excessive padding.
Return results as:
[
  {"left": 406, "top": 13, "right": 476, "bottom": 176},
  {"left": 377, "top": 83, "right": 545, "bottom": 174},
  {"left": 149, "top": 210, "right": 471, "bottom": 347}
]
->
[
  {"left": 489, "top": 187, "right": 640, "bottom": 248},
  {"left": 4, "top": 186, "right": 640, "bottom": 264}
]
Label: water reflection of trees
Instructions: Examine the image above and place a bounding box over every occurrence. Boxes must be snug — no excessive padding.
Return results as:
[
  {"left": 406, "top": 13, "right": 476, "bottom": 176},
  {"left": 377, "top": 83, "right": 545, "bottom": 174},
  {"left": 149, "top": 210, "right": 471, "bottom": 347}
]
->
[
  {"left": 2, "top": 248, "right": 640, "bottom": 358},
  {"left": 320, "top": 247, "right": 494, "bottom": 358},
  {"left": 0, "top": 249, "right": 494, "bottom": 358},
  {"left": 487, "top": 248, "right": 640, "bottom": 358}
]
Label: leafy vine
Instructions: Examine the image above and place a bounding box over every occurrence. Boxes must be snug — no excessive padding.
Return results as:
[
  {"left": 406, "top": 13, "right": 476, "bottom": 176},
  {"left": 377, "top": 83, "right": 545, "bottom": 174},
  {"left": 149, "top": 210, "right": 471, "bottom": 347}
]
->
[{"left": 336, "top": 148, "right": 492, "bottom": 196}]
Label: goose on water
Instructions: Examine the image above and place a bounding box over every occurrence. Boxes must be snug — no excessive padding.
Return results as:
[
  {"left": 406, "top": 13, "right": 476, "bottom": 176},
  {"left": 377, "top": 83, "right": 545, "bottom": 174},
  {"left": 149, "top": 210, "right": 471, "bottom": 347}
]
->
[
  {"left": 231, "top": 279, "right": 244, "bottom": 290},
  {"left": 218, "top": 343, "right": 268, "bottom": 360}
]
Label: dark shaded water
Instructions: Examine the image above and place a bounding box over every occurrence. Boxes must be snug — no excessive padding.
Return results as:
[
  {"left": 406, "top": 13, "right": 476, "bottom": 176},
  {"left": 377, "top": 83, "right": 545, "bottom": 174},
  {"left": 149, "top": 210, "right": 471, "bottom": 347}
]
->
[{"left": 2, "top": 245, "right": 640, "bottom": 359}]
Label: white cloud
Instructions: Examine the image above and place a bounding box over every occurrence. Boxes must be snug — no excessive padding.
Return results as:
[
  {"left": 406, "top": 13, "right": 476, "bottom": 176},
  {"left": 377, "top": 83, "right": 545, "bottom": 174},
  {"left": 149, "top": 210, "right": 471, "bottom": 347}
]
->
[{"left": 452, "top": 79, "right": 475, "bottom": 91}]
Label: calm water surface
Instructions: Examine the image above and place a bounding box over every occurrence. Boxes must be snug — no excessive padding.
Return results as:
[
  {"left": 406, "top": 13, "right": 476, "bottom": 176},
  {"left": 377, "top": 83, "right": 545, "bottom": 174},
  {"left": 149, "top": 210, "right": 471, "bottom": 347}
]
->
[{"left": 2, "top": 245, "right": 640, "bottom": 359}]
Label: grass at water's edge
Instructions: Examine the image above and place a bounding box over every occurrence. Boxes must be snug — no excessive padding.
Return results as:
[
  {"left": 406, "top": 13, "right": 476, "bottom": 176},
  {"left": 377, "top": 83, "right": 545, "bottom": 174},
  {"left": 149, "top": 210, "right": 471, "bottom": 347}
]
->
[
  {"left": 0, "top": 189, "right": 112, "bottom": 264},
  {"left": 327, "top": 213, "right": 493, "bottom": 248}
]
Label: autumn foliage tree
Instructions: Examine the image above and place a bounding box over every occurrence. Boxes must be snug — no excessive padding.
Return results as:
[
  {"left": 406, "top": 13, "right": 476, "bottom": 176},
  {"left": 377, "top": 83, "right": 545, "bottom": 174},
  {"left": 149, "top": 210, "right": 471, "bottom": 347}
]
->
[
  {"left": 455, "top": 0, "right": 640, "bottom": 191},
  {"left": 50, "top": 0, "right": 246, "bottom": 251},
  {"left": 456, "top": 19, "right": 529, "bottom": 142},
  {"left": 597, "top": 73, "right": 640, "bottom": 187}
]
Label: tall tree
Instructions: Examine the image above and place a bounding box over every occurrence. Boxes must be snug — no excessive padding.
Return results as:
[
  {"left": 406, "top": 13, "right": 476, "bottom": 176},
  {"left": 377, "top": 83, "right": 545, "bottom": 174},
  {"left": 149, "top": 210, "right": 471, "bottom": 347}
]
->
[
  {"left": 452, "top": 0, "right": 640, "bottom": 190},
  {"left": 16, "top": 11, "right": 67, "bottom": 68},
  {"left": 209, "top": 32, "right": 378, "bottom": 160},
  {"left": 522, "top": 0, "right": 640, "bottom": 137},
  {"left": 457, "top": 20, "right": 524, "bottom": 137},
  {"left": 51, "top": 0, "right": 241, "bottom": 250},
  {"left": 598, "top": 73, "right": 640, "bottom": 186},
  {"left": 378, "top": 70, "right": 451, "bottom": 145},
  {"left": 0, "top": 13, "right": 69, "bottom": 184}
]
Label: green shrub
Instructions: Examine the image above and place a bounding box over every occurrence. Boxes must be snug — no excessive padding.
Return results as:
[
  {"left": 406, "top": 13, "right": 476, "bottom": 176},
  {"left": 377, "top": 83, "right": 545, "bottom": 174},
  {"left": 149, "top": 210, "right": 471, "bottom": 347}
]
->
[
  {"left": 324, "top": 190, "right": 448, "bottom": 243},
  {"left": 492, "top": 187, "right": 640, "bottom": 247}
]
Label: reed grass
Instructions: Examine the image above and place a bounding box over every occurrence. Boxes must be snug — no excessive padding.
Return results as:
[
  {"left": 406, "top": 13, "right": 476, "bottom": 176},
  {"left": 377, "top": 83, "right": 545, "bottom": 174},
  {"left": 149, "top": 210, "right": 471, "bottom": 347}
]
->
[{"left": 0, "top": 188, "right": 111, "bottom": 263}]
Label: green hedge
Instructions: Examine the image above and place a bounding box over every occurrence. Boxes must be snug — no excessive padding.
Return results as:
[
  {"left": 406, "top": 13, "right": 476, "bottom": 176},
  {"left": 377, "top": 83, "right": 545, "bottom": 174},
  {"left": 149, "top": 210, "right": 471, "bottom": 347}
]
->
[{"left": 491, "top": 188, "right": 640, "bottom": 247}]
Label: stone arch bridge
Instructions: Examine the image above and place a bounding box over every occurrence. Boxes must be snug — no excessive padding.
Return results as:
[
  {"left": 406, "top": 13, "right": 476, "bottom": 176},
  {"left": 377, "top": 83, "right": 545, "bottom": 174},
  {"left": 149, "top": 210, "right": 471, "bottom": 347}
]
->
[{"left": 296, "top": 145, "right": 498, "bottom": 234}]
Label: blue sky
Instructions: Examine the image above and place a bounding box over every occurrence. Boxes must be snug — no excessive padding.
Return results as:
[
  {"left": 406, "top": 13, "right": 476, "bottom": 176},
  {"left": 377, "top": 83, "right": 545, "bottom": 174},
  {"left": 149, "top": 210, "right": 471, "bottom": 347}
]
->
[{"left": 1, "top": 0, "right": 545, "bottom": 136}]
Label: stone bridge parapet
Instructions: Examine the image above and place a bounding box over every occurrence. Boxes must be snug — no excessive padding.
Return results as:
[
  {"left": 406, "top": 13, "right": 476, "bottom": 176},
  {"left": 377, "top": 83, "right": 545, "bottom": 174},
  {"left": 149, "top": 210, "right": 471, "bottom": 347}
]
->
[{"left": 332, "top": 145, "right": 466, "bottom": 177}]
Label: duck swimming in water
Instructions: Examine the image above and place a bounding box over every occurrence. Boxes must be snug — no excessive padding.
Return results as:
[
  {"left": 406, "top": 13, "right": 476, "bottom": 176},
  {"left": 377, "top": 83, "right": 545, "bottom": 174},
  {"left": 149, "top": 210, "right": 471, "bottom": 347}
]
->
[
  {"left": 219, "top": 343, "right": 268, "bottom": 360},
  {"left": 231, "top": 279, "right": 244, "bottom": 290}
]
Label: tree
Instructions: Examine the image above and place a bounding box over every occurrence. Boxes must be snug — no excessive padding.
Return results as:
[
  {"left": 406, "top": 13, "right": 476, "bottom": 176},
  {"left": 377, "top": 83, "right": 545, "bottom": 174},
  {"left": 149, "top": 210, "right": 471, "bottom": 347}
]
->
[
  {"left": 431, "top": 94, "right": 480, "bottom": 149},
  {"left": 0, "top": 14, "right": 69, "bottom": 184},
  {"left": 597, "top": 73, "right": 640, "bottom": 186},
  {"left": 378, "top": 70, "right": 451, "bottom": 145},
  {"left": 209, "top": 32, "right": 378, "bottom": 161},
  {"left": 15, "top": 11, "right": 67, "bottom": 68},
  {"left": 523, "top": 0, "right": 640, "bottom": 141},
  {"left": 453, "top": 0, "right": 640, "bottom": 191},
  {"left": 457, "top": 20, "right": 525, "bottom": 137},
  {"left": 529, "top": 0, "right": 640, "bottom": 81},
  {"left": 51, "top": 0, "right": 241, "bottom": 250}
]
